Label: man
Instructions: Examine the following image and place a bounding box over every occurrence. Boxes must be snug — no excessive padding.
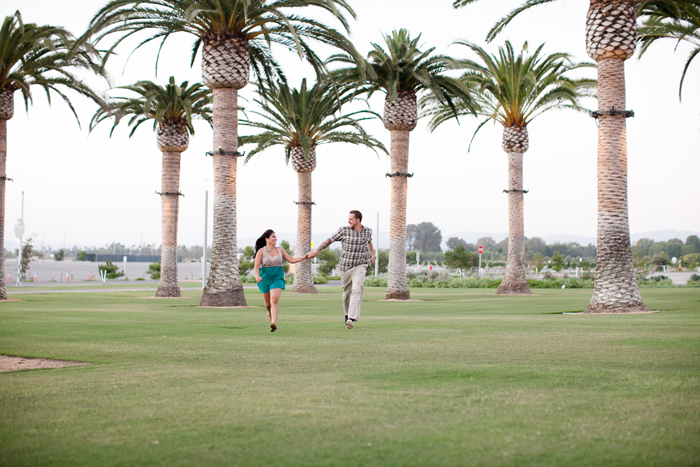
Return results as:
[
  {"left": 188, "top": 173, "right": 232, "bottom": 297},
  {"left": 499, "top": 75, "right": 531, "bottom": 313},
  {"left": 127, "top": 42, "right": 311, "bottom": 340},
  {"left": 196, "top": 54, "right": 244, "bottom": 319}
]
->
[{"left": 308, "top": 210, "right": 375, "bottom": 329}]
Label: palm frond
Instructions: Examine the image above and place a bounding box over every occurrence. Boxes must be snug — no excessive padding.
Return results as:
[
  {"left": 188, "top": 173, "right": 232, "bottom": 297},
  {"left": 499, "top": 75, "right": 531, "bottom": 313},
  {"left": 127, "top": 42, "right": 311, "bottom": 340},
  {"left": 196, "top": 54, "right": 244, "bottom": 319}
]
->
[
  {"left": 86, "top": 0, "right": 363, "bottom": 82},
  {"left": 0, "top": 12, "right": 108, "bottom": 125},
  {"left": 239, "top": 76, "right": 386, "bottom": 163},
  {"left": 91, "top": 76, "right": 212, "bottom": 136},
  {"left": 425, "top": 40, "right": 596, "bottom": 148}
]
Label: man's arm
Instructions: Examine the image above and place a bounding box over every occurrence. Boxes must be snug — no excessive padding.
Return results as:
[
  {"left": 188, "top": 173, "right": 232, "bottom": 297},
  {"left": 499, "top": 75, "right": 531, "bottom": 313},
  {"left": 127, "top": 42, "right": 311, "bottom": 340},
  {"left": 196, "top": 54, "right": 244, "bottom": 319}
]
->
[
  {"left": 308, "top": 228, "right": 343, "bottom": 259},
  {"left": 308, "top": 238, "right": 333, "bottom": 259},
  {"left": 369, "top": 241, "right": 375, "bottom": 265}
]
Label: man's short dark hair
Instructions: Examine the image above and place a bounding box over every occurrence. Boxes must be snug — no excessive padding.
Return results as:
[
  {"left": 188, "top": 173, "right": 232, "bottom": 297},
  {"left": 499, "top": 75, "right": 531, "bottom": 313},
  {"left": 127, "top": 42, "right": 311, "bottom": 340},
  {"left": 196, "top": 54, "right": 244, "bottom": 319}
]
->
[{"left": 350, "top": 210, "right": 362, "bottom": 222}]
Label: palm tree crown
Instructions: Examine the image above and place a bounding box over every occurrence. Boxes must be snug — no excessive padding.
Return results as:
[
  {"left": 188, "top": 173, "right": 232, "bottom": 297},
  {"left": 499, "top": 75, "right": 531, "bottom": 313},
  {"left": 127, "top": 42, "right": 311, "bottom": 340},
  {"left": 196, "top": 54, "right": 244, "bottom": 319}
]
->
[
  {"left": 426, "top": 41, "right": 596, "bottom": 147},
  {"left": 88, "top": 0, "right": 361, "bottom": 80},
  {"left": 331, "top": 29, "right": 473, "bottom": 111},
  {"left": 0, "top": 11, "right": 106, "bottom": 121},
  {"left": 638, "top": 0, "right": 700, "bottom": 100},
  {"left": 90, "top": 77, "right": 212, "bottom": 136},
  {"left": 240, "top": 78, "right": 386, "bottom": 162}
]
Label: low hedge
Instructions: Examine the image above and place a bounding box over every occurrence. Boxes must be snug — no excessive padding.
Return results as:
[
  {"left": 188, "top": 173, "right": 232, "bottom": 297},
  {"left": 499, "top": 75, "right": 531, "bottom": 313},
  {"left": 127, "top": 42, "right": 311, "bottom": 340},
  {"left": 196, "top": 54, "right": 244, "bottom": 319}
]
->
[{"left": 364, "top": 276, "right": 682, "bottom": 289}]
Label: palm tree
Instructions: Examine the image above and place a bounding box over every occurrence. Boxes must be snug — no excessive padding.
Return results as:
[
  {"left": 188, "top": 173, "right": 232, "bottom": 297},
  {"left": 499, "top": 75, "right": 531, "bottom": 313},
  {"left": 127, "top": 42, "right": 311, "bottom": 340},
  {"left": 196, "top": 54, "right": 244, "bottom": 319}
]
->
[
  {"left": 638, "top": 0, "right": 700, "bottom": 100},
  {"left": 240, "top": 78, "right": 386, "bottom": 293},
  {"left": 453, "top": 0, "right": 651, "bottom": 313},
  {"left": 330, "top": 29, "right": 475, "bottom": 300},
  {"left": 0, "top": 11, "right": 106, "bottom": 300},
  {"left": 91, "top": 77, "right": 212, "bottom": 297},
  {"left": 424, "top": 41, "right": 596, "bottom": 295},
  {"left": 88, "top": 0, "right": 362, "bottom": 307}
]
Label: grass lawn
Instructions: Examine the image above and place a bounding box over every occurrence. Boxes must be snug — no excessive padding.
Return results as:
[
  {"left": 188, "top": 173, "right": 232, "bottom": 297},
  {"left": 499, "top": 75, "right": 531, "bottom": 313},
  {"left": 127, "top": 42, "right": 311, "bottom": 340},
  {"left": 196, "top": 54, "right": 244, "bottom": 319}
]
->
[
  {"left": 1, "top": 287, "right": 699, "bottom": 466},
  {"left": 6, "top": 282, "right": 205, "bottom": 292}
]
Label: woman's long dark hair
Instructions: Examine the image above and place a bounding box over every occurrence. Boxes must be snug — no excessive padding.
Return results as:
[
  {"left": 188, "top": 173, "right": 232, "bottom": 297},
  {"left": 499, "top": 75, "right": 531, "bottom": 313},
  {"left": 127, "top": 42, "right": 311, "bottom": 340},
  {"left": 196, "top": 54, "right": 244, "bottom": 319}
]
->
[{"left": 255, "top": 229, "right": 275, "bottom": 255}]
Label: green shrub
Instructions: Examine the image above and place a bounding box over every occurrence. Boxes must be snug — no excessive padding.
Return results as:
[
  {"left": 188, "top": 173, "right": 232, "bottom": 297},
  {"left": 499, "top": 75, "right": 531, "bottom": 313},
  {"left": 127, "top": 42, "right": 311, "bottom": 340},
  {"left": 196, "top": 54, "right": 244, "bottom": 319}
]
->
[
  {"left": 365, "top": 275, "right": 501, "bottom": 289},
  {"left": 240, "top": 275, "right": 257, "bottom": 284},
  {"left": 637, "top": 276, "right": 674, "bottom": 288},
  {"left": 148, "top": 261, "right": 161, "bottom": 280},
  {"left": 327, "top": 276, "right": 340, "bottom": 280},
  {"left": 318, "top": 249, "right": 339, "bottom": 276},
  {"left": 526, "top": 278, "right": 594, "bottom": 289},
  {"left": 98, "top": 260, "right": 124, "bottom": 280},
  {"left": 364, "top": 277, "right": 387, "bottom": 287},
  {"left": 284, "top": 275, "right": 294, "bottom": 285},
  {"left": 685, "top": 274, "right": 700, "bottom": 287},
  {"left": 76, "top": 251, "right": 87, "bottom": 261},
  {"left": 313, "top": 275, "right": 328, "bottom": 284},
  {"left": 136, "top": 277, "right": 145, "bottom": 281},
  {"left": 239, "top": 246, "right": 255, "bottom": 277}
]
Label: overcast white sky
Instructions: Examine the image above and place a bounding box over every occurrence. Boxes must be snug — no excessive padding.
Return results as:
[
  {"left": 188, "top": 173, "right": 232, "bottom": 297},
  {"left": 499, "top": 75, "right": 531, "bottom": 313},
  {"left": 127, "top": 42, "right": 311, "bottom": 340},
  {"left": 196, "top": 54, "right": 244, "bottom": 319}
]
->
[{"left": 2, "top": 0, "right": 698, "bottom": 251}]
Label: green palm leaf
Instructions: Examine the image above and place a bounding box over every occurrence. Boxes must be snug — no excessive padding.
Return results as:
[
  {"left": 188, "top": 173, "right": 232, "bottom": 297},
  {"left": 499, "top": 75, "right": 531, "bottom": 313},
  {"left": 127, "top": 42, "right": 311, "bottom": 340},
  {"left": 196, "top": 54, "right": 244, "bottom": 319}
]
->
[
  {"left": 239, "top": 77, "right": 386, "bottom": 163},
  {"left": 423, "top": 41, "right": 596, "bottom": 151},
  {"left": 90, "top": 76, "right": 212, "bottom": 136},
  {"left": 0, "top": 11, "right": 107, "bottom": 125},
  {"left": 638, "top": 0, "right": 700, "bottom": 101},
  {"left": 328, "top": 28, "right": 477, "bottom": 120},
  {"left": 86, "top": 0, "right": 362, "bottom": 82}
]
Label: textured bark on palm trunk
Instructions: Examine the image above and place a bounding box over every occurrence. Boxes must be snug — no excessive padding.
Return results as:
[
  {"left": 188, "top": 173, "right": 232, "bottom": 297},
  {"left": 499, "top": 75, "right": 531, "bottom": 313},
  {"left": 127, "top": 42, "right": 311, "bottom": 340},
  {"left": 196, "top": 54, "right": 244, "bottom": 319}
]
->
[
  {"left": 0, "top": 90, "right": 12, "bottom": 300},
  {"left": 584, "top": 58, "right": 647, "bottom": 313},
  {"left": 157, "top": 150, "right": 182, "bottom": 297},
  {"left": 384, "top": 92, "right": 416, "bottom": 300},
  {"left": 386, "top": 130, "right": 411, "bottom": 300},
  {"left": 497, "top": 126, "right": 531, "bottom": 295},
  {"left": 200, "top": 88, "right": 247, "bottom": 307},
  {"left": 584, "top": 0, "right": 648, "bottom": 313},
  {"left": 155, "top": 122, "right": 188, "bottom": 298},
  {"left": 0, "top": 118, "right": 7, "bottom": 299},
  {"left": 291, "top": 146, "right": 318, "bottom": 294}
]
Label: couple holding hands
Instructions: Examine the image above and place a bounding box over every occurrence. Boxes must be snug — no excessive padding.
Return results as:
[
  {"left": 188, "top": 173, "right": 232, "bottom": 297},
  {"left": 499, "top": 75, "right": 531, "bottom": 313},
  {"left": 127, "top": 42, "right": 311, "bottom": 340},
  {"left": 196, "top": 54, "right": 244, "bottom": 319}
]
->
[{"left": 253, "top": 210, "right": 376, "bottom": 332}]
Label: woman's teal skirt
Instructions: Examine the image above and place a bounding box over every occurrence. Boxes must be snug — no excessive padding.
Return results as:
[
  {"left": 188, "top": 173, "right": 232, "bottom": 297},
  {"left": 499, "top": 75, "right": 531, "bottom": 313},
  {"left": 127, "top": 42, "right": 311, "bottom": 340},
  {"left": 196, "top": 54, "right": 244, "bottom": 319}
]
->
[{"left": 257, "top": 266, "right": 286, "bottom": 293}]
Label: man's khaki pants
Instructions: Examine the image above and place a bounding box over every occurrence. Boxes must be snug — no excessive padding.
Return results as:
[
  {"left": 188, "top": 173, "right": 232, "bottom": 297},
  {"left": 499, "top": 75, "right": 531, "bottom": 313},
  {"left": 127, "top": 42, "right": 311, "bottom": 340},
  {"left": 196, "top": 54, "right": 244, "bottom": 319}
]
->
[{"left": 340, "top": 264, "right": 367, "bottom": 321}]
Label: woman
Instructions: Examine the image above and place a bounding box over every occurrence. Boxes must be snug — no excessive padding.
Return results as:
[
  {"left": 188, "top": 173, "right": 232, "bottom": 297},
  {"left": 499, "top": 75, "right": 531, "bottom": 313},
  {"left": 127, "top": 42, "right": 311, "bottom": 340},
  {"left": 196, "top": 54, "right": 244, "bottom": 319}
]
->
[{"left": 253, "top": 229, "right": 309, "bottom": 332}]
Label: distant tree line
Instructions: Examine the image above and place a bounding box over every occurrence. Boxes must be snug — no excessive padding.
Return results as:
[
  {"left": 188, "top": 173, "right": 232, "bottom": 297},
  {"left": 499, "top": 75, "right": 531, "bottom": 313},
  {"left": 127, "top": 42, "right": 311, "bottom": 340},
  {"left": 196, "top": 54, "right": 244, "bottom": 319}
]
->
[{"left": 632, "top": 236, "right": 700, "bottom": 269}]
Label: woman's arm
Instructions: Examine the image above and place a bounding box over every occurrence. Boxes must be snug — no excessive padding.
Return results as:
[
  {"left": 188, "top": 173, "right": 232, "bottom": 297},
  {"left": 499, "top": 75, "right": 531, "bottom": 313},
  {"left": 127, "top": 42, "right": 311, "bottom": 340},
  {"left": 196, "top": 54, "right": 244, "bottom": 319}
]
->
[
  {"left": 254, "top": 249, "right": 263, "bottom": 283},
  {"left": 280, "top": 247, "right": 308, "bottom": 264}
]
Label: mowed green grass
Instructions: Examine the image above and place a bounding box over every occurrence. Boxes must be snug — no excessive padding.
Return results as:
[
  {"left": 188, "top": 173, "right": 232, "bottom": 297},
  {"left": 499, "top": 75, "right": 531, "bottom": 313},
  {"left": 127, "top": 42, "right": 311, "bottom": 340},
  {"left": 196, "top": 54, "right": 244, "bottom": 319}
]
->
[{"left": 0, "top": 287, "right": 699, "bottom": 467}]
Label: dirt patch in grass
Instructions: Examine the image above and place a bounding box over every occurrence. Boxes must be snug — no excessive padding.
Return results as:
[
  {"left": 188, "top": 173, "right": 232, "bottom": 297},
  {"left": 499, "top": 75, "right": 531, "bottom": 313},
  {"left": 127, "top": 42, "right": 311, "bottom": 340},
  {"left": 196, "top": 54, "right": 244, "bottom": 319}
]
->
[
  {"left": 195, "top": 306, "right": 261, "bottom": 309},
  {"left": 0, "top": 355, "right": 89, "bottom": 373},
  {"left": 0, "top": 298, "right": 25, "bottom": 303}
]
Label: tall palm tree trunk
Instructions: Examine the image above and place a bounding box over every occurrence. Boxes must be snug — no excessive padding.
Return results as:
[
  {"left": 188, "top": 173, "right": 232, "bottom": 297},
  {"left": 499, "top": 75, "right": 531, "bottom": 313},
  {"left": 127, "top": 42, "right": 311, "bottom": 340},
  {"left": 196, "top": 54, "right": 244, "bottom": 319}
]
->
[
  {"left": 386, "top": 129, "right": 411, "bottom": 300},
  {"left": 199, "top": 37, "right": 249, "bottom": 307},
  {"left": 155, "top": 122, "right": 188, "bottom": 298},
  {"left": 291, "top": 146, "right": 318, "bottom": 294},
  {"left": 384, "top": 92, "right": 417, "bottom": 301},
  {"left": 0, "top": 90, "right": 13, "bottom": 300},
  {"left": 584, "top": 0, "right": 648, "bottom": 313},
  {"left": 0, "top": 119, "right": 7, "bottom": 300},
  {"left": 497, "top": 126, "right": 532, "bottom": 294},
  {"left": 200, "top": 88, "right": 247, "bottom": 307},
  {"left": 157, "top": 150, "right": 182, "bottom": 297}
]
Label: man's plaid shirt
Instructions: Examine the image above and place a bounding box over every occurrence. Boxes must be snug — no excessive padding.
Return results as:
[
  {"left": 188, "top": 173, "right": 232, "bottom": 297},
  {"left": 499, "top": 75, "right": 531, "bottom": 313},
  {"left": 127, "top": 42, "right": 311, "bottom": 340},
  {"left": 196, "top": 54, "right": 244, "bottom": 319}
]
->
[{"left": 328, "top": 226, "right": 373, "bottom": 273}]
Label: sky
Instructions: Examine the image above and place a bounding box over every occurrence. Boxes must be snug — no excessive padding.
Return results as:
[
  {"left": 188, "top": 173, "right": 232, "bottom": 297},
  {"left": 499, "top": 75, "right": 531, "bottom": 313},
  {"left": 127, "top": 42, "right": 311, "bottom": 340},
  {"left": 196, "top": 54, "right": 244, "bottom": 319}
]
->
[{"left": 2, "top": 0, "right": 699, "bottom": 252}]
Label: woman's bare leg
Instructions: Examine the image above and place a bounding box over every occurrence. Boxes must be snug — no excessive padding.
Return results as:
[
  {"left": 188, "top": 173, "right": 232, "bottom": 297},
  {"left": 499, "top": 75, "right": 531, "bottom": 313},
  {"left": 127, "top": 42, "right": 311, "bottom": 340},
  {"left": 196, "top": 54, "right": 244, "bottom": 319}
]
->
[
  {"left": 270, "top": 288, "right": 282, "bottom": 326},
  {"left": 262, "top": 293, "right": 271, "bottom": 321}
]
